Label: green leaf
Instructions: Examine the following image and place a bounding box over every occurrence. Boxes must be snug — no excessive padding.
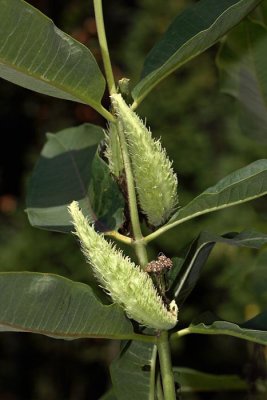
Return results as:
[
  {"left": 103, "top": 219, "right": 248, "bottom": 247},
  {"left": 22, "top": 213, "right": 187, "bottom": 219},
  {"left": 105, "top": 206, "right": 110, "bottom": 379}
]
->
[
  {"left": 168, "top": 230, "right": 267, "bottom": 306},
  {"left": 217, "top": 19, "right": 267, "bottom": 142},
  {"left": 88, "top": 153, "right": 125, "bottom": 232},
  {"left": 166, "top": 159, "right": 267, "bottom": 230},
  {"left": 0, "top": 272, "right": 133, "bottom": 339},
  {"left": 0, "top": 0, "right": 108, "bottom": 117},
  {"left": 174, "top": 367, "right": 248, "bottom": 392},
  {"left": 132, "top": 0, "right": 262, "bottom": 105},
  {"left": 167, "top": 257, "right": 184, "bottom": 287},
  {"left": 178, "top": 312, "right": 267, "bottom": 345},
  {"left": 110, "top": 341, "right": 157, "bottom": 400},
  {"left": 26, "top": 124, "right": 125, "bottom": 233}
]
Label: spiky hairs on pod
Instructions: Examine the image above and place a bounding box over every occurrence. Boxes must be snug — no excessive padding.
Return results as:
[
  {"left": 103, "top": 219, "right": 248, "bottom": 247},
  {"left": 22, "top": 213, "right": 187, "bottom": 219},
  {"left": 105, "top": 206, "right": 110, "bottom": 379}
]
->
[
  {"left": 68, "top": 201, "right": 178, "bottom": 330},
  {"left": 111, "top": 93, "right": 178, "bottom": 227},
  {"left": 104, "top": 122, "right": 124, "bottom": 178}
]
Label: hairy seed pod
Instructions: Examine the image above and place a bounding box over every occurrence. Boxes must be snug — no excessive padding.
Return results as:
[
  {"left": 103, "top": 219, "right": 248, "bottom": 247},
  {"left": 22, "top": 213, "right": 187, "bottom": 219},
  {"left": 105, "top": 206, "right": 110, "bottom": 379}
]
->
[
  {"left": 104, "top": 122, "right": 124, "bottom": 178},
  {"left": 68, "top": 201, "right": 178, "bottom": 330},
  {"left": 111, "top": 93, "right": 178, "bottom": 226}
]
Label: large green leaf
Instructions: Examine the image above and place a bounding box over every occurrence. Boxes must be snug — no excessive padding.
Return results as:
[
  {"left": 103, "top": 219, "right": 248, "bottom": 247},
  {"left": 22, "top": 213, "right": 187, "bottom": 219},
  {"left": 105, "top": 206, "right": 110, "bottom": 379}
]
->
[
  {"left": 168, "top": 230, "right": 267, "bottom": 306},
  {"left": 132, "top": 0, "right": 262, "bottom": 106},
  {"left": 217, "top": 19, "right": 267, "bottom": 142},
  {"left": 174, "top": 367, "right": 248, "bottom": 392},
  {"left": 177, "top": 312, "right": 267, "bottom": 345},
  {"left": 26, "top": 124, "right": 125, "bottom": 233},
  {"left": 110, "top": 340, "right": 157, "bottom": 400},
  {"left": 0, "top": 272, "right": 134, "bottom": 339},
  {"left": 153, "top": 159, "right": 267, "bottom": 237},
  {"left": 0, "top": 0, "right": 109, "bottom": 117}
]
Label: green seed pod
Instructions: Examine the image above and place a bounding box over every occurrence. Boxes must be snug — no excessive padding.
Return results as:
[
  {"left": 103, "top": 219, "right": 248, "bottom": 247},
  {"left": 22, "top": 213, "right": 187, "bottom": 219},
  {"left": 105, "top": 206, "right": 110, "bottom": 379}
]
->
[
  {"left": 68, "top": 201, "right": 178, "bottom": 330},
  {"left": 104, "top": 122, "right": 124, "bottom": 178},
  {"left": 111, "top": 93, "right": 178, "bottom": 226}
]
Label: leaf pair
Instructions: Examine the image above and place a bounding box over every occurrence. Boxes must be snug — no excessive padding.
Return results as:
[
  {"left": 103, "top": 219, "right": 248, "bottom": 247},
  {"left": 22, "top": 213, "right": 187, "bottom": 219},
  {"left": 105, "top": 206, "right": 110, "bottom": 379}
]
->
[
  {"left": 0, "top": 0, "right": 263, "bottom": 112},
  {"left": 1, "top": 229, "right": 267, "bottom": 341}
]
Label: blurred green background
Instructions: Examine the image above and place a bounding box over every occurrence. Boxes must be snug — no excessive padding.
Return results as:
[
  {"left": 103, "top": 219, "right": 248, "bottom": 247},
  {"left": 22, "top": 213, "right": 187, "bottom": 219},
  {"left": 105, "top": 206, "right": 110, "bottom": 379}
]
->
[{"left": 0, "top": 0, "right": 266, "bottom": 399}]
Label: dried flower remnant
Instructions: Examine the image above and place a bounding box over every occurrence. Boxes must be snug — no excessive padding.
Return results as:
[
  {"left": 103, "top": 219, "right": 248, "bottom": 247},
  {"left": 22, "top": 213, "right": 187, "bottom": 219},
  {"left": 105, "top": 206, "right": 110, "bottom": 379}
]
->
[{"left": 145, "top": 253, "right": 173, "bottom": 274}]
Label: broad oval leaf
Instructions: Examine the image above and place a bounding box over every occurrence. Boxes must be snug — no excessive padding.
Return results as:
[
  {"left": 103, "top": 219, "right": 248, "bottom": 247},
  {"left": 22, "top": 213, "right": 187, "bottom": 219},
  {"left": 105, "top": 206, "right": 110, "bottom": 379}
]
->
[
  {"left": 0, "top": 272, "right": 133, "bottom": 339},
  {"left": 132, "top": 0, "right": 262, "bottom": 106},
  {"left": 178, "top": 312, "right": 267, "bottom": 345},
  {"left": 110, "top": 340, "right": 157, "bottom": 400},
  {"left": 0, "top": 0, "right": 108, "bottom": 117},
  {"left": 168, "top": 230, "right": 267, "bottom": 306},
  {"left": 26, "top": 124, "right": 125, "bottom": 233},
  {"left": 165, "top": 159, "right": 267, "bottom": 232},
  {"left": 217, "top": 19, "right": 267, "bottom": 142},
  {"left": 174, "top": 367, "right": 248, "bottom": 392}
]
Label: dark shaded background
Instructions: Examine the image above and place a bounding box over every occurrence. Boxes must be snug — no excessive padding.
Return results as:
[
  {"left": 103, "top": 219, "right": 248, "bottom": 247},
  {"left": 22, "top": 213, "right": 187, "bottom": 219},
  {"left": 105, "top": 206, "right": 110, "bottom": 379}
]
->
[{"left": 0, "top": 0, "right": 266, "bottom": 399}]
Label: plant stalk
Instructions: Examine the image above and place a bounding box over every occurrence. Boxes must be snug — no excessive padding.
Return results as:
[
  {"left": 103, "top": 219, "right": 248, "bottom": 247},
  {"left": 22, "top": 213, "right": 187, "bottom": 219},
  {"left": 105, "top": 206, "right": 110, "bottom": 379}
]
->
[
  {"left": 156, "top": 373, "right": 164, "bottom": 400},
  {"left": 93, "top": 0, "right": 148, "bottom": 267},
  {"left": 149, "top": 345, "right": 158, "bottom": 400},
  {"left": 157, "top": 331, "right": 176, "bottom": 400},
  {"left": 93, "top": 0, "right": 116, "bottom": 95},
  {"left": 116, "top": 120, "right": 148, "bottom": 267}
]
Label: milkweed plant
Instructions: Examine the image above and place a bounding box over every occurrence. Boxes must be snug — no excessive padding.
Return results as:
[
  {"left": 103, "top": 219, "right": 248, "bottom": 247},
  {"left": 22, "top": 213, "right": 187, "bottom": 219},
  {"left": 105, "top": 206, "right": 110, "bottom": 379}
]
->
[{"left": 0, "top": 0, "right": 267, "bottom": 399}]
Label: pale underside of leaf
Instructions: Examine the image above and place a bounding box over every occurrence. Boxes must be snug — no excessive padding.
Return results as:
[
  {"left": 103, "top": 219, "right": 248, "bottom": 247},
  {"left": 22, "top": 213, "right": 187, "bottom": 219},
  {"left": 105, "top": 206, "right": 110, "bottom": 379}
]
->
[{"left": 0, "top": 272, "right": 133, "bottom": 340}]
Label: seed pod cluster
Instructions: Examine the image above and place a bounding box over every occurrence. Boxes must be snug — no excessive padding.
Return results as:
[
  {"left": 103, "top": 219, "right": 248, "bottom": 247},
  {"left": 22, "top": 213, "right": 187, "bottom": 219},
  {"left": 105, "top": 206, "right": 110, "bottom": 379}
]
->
[
  {"left": 68, "top": 201, "right": 178, "bottom": 330},
  {"left": 110, "top": 93, "right": 178, "bottom": 227}
]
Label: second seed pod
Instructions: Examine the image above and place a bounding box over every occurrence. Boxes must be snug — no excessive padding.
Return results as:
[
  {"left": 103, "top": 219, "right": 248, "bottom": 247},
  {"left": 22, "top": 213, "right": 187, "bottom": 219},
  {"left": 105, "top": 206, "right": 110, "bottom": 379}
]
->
[{"left": 111, "top": 94, "right": 178, "bottom": 227}]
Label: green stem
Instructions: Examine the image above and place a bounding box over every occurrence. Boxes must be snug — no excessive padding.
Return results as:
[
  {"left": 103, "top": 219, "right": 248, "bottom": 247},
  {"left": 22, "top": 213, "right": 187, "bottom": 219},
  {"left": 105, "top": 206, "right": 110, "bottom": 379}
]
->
[
  {"left": 157, "top": 331, "right": 176, "bottom": 400},
  {"left": 149, "top": 345, "right": 158, "bottom": 400},
  {"left": 130, "top": 333, "right": 157, "bottom": 343},
  {"left": 116, "top": 120, "right": 148, "bottom": 267},
  {"left": 175, "top": 327, "right": 191, "bottom": 338},
  {"left": 176, "top": 325, "right": 267, "bottom": 345},
  {"left": 156, "top": 374, "right": 164, "bottom": 400},
  {"left": 105, "top": 230, "right": 132, "bottom": 245},
  {"left": 93, "top": 0, "right": 148, "bottom": 267},
  {"left": 99, "top": 105, "right": 116, "bottom": 122},
  {"left": 93, "top": 0, "right": 116, "bottom": 95}
]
